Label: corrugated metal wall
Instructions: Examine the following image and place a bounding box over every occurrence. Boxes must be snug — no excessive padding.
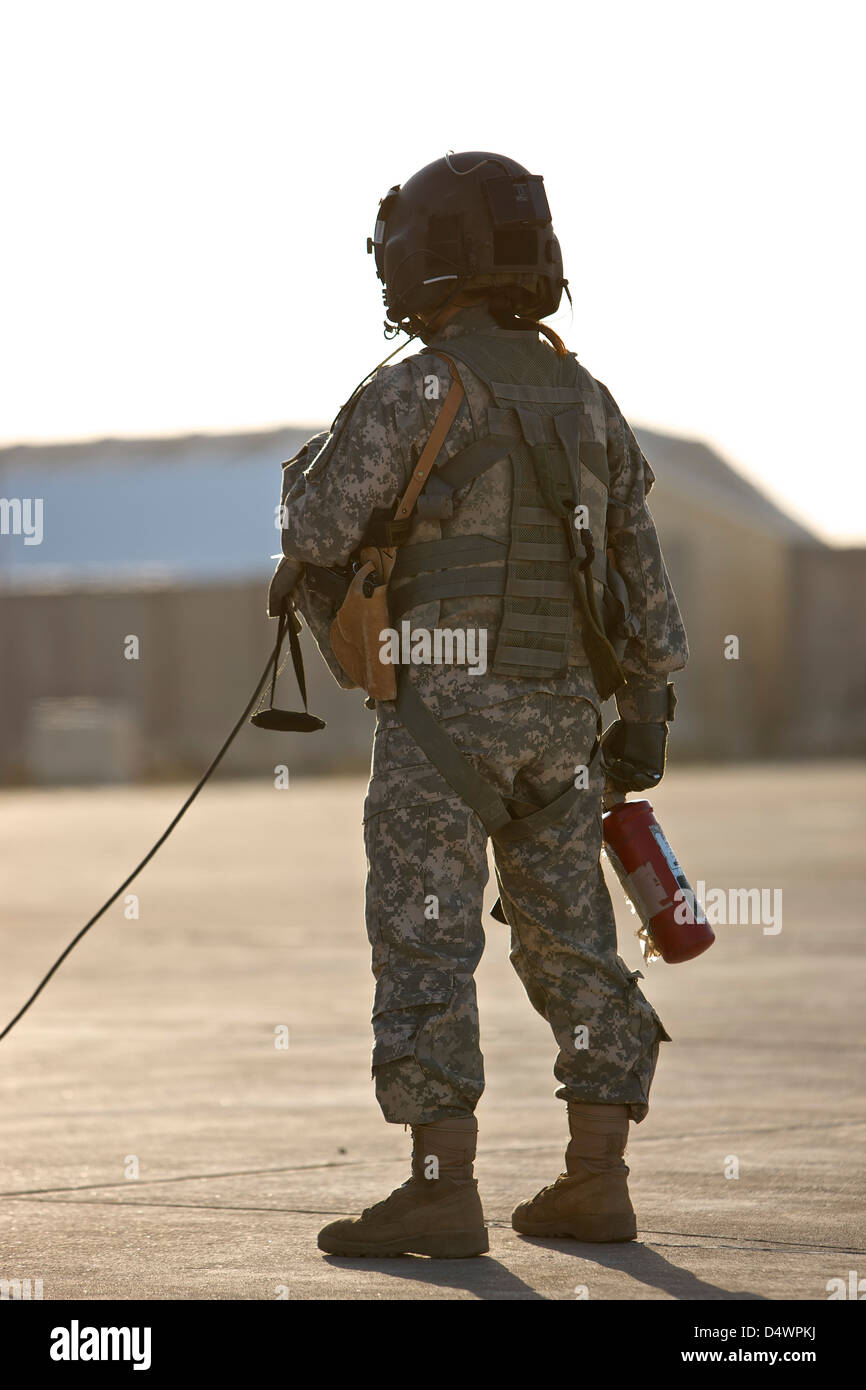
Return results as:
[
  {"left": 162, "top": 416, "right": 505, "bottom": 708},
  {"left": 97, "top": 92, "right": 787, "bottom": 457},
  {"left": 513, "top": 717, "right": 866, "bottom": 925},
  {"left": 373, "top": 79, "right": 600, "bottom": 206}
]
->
[{"left": 2, "top": 454, "right": 859, "bottom": 782}]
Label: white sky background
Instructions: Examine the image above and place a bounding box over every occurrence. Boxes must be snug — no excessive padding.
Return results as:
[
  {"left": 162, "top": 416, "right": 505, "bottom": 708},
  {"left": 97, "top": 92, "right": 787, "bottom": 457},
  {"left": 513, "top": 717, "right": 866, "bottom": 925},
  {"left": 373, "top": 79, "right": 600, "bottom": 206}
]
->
[{"left": 1, "top": 0, "right": 863, "bottom": 542}]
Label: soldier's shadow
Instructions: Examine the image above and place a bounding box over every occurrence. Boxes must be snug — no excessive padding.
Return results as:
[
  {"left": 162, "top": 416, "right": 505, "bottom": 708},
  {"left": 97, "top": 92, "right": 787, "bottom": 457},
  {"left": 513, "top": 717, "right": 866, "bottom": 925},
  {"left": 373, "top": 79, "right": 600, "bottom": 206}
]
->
[
  {"left": 515, "top": 1235, "right": 769, "bottom": 1300},
  {"left": 321, "top": 1253, "right": 545, "bottom": 1300},
  {"left": 323, "top": 1238, "right": 769, "bottom": 1301}
]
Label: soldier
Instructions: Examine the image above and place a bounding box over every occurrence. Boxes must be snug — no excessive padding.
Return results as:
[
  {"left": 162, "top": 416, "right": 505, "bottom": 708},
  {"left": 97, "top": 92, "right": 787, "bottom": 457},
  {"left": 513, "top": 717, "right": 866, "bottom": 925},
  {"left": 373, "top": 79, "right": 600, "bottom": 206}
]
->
[{"left": 268, "top": 152, "right": 688, "bottom": 1258}]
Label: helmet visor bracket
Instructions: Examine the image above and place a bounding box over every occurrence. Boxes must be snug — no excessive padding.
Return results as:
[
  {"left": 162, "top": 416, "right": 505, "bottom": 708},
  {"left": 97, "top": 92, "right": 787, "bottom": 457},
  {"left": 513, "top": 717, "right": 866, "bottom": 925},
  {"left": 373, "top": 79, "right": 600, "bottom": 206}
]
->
[
  {"left": 369, "top": 185, "right": 401, "bottom": 281},
  {"left": 482, "top": 174, "right": 551, "bottom": 229}
]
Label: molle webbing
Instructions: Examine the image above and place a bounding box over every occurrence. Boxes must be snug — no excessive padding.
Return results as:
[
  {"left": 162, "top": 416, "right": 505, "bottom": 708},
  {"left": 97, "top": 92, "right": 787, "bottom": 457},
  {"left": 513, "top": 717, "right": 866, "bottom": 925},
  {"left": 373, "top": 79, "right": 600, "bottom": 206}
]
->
[
  {"left": 494, "top": 441, "right": 574, "bottom": 677},
  {"left": 391, "top": 567, "right": 507, "bottom": 623},
  {"left": 390, "top": 535, "right": 508, "bottom": 622},
  {"left": 423, "top": 332, "right": 626, "bottom": 695},
  {"left": 527, "top": 430, "right": 625, "bottom": 699}
]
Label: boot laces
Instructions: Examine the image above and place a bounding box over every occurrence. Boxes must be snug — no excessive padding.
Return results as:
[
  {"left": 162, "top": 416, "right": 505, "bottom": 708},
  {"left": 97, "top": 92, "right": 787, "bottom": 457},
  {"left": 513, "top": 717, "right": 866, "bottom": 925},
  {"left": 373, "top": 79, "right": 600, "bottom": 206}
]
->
[
  {"left": 359, "top": 1179, "right": 414, "bottom": 1220},
  {"left": 536, "top": 1162, "right": 625, "bottom": 1200},
  {"left": 536, "top": 1172, "right": 571, "bottom": 1199}
]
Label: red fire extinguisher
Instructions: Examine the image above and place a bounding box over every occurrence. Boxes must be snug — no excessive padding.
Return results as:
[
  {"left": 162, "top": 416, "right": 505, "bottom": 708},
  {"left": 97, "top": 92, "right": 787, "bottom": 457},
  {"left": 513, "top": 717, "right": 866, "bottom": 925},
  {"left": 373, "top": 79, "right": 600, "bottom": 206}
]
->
[{"left": 602, "top": 790, "right": 715, "bottom": 964}]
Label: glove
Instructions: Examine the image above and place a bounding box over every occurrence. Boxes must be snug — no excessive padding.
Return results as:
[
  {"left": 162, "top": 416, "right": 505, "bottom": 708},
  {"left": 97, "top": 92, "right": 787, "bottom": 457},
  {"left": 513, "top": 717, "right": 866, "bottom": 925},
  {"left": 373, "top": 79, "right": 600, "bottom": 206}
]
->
[
  {"left": 601, "top": 719, "right": 668, "bottom": 792},
  {"left": 267, "top": 556, "right": 304, "bottom": 618}
]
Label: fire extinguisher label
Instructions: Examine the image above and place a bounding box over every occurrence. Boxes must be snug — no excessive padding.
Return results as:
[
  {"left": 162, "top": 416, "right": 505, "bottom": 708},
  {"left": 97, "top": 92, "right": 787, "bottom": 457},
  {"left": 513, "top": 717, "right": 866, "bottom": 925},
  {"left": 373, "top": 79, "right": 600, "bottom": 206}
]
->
[
  {"left": 629, "top": 862, "right": 672, "bottom": 917},
  {"left": 602, "top": 845, "right": 665, "bottom": 963},
  {"left": 602, "top": 846, "right": 638, "bottom": 915},
  {"left": 604, "top": 846, "right": 664, "bottom": 924},
  {"left": 648, "top": 823, "right": 707, "bottom": 924}
]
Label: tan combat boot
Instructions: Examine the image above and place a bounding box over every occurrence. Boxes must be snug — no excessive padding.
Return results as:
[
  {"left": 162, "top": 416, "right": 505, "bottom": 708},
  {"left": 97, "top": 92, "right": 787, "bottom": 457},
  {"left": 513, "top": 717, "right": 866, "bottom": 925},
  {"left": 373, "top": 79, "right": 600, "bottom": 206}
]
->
[
  {"left": 318, "top": 1115, "right": 488, "bottom": 1258},
  {"left": 512, "top": 1102, "right": 637, "bottom": 1242}
]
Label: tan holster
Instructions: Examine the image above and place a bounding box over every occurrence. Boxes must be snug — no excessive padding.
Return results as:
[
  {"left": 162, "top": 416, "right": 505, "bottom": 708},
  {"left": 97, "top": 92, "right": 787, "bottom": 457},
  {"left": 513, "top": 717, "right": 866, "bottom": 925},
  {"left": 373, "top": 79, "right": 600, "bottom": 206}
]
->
[
  {"left": 328, "top": 356, "right": 464, "bottom": 700},
  {"left": 329, "top": 546, "right": 398, "bottom": 701}
]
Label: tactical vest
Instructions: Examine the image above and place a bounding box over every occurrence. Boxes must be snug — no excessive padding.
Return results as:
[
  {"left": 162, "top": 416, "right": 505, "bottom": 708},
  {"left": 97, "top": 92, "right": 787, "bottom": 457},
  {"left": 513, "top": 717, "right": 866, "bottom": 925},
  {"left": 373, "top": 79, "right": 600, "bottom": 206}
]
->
[
  {"left": 264, "top": 331, "right": 637, "bottom": 851},
  {"left": 388, "top": 331, "right": 632, "bottom": 698}
]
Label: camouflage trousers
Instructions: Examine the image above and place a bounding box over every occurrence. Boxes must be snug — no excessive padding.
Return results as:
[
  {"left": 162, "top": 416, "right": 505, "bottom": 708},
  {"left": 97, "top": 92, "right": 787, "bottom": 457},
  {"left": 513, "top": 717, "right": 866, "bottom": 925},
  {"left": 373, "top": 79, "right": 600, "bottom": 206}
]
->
[{"left": 363, "top": 687, "right": 671, "bottom": 1126}]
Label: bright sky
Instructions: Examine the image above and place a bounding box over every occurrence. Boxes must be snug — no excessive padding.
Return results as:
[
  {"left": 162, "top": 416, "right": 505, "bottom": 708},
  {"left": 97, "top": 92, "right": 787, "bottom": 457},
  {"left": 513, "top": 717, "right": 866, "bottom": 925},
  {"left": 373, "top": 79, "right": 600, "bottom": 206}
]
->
[{"left": 1, "top": 1, "right": 863, "bottom": 542}]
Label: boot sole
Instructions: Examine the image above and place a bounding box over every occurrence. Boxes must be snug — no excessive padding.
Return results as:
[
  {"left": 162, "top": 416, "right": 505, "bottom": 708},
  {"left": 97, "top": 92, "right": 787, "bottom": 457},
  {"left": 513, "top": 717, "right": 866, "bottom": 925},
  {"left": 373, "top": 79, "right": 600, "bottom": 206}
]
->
[
  {"left": 512, "top": 1213, "right": 637, "bottom": 1243},
  {"left": 318, "top": 1227, "right": 489, "bottom": 1259}
]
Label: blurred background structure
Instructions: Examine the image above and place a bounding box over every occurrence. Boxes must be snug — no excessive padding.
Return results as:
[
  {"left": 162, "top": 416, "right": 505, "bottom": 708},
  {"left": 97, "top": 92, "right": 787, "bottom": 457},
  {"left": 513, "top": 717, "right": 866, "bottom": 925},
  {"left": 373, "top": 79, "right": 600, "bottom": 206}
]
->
[
  {"left": 1, "top": 421, "right": 863, "bottom": 785},
  {"left": 1, "top": 6, "right": 864, "bottom": 1309},
  {"left": 1, "top": 2, "right": 863, "bottom": 786}
]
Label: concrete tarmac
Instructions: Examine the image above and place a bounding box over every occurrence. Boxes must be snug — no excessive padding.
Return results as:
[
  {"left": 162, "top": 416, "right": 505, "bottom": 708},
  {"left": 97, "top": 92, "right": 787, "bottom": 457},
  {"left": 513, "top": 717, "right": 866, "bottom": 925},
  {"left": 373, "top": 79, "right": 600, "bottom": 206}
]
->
[{"left": 1, "top": 762, "right": 863, "bottom": 1301}]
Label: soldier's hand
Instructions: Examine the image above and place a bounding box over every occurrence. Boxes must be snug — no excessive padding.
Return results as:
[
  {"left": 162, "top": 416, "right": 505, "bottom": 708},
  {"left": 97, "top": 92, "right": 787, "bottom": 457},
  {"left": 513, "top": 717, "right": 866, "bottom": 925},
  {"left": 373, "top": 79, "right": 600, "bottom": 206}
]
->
[
  {"left": 267, "top": 557, "right": 304, "bottom": 618},
  {"left": 601, "top": 719, "right": 668, "bottom": 792}
]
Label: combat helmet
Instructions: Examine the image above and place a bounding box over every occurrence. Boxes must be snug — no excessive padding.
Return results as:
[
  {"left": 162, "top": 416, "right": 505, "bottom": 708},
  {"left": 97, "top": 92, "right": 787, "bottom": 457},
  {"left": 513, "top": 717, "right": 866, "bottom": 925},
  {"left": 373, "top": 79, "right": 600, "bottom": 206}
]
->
[{"left": 368, "top": 152, "right": 566, "bottom": 332}]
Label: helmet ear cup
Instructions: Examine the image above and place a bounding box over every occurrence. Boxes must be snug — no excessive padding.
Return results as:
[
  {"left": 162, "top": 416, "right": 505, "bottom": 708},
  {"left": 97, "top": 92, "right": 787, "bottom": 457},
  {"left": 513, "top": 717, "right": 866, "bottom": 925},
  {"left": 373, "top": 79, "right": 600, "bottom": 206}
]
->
[{"left": 369, "top": 153, "right": 565, "bottom": 326}]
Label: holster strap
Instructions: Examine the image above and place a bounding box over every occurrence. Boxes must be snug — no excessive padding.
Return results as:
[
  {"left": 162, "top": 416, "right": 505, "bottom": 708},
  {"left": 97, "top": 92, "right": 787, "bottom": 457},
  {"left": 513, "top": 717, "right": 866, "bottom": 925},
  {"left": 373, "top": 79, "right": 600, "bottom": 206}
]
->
[
  {"left": 392, "top": 355, "right": 465, "bottom": 522},
  {"left": 392, "top": 535, "right": 507, "bottom": 579},
  {"left": 390, "top": 566, "right": 507, "bottom": 621}
]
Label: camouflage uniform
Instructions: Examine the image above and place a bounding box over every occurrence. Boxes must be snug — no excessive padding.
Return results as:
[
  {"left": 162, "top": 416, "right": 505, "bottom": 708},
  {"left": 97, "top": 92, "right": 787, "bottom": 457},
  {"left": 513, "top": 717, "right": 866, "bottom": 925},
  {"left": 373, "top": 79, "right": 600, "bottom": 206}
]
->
[{"left": 278, "top": 305, "right": 688, "bottom": 1127}]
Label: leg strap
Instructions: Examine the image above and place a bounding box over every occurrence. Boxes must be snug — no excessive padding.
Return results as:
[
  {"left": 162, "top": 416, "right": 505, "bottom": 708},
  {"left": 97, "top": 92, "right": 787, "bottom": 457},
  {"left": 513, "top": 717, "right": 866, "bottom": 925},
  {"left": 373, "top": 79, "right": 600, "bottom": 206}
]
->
[
  {"left": 394, "top": 672, "right": 601, "bottom": 849},
  {"left": 395, "top": 677, "right": 512, "bottom": 836}
]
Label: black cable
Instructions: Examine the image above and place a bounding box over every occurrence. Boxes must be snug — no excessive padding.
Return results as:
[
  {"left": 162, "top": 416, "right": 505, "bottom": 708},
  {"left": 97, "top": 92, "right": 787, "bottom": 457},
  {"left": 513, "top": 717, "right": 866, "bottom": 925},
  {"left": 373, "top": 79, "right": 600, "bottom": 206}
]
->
[
  {"left": 2, "top": 330, "right": 430, "bottom": 1045},
  {"left": 326, "top": 330, "right": 421, "bottom": 438},
  {"left": 443, "top": 151, "right": 511, "bottom": 178},
  {"left": 0, "top": 648, "right": 276, "bottom": 1043}
]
